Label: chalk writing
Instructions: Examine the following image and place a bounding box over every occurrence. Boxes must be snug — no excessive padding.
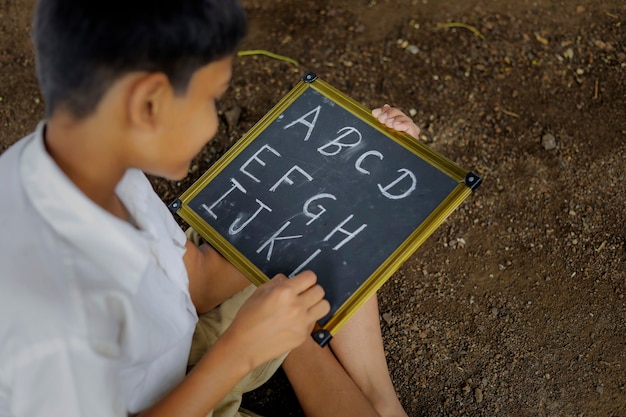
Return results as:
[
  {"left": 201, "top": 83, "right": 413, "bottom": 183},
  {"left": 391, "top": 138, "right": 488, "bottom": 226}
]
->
[
  {"left": 201, "top": 178, "right": 246, "bottom": 219},
  {"left": 228, "top": 199, "right": 272, "bottom": 235},
  {"left": 269, "top": 165, "right": 313, "bottom": 192},
  {"left": 355, "top": 150, "right": 384, "bottom": 175},
  {"left": 257, "top": 221, "right": 302, "bottom": 261},
  {"left": 201, "top": 101, "right": 423, "bottom": 272},
  {"left": 240, "top": 144, "right": 281, "bottom": 183},
  {"left": 322, "top": 214, "right": 367, "bottom": 251},
  {"left": 303, "top": 193, "right": 337, "bottom": 225},
  {"left": 283, "top": 105, "right": 321, "bottom": 141},
  {"left": 317, "top": 127, "right": 362, "bottom": 156},
  {"left": 378, "top": 169, "right": 417, "bottom": 200}
]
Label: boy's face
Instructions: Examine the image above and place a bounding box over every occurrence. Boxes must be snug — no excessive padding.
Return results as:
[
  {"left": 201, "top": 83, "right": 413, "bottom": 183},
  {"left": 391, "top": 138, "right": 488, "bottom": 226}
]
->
[{"left": 144, "top": 55, "right": 233, "bottom": 180}]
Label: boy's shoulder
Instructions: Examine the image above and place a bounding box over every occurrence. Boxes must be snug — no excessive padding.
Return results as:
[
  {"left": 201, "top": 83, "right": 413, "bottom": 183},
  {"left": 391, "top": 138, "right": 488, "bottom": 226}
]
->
[
  {"left": 0, "top": 125, "right": 65, "bottom": 273},
  {"left": 0, "top": 129, "right": 39, "bottom": 227}
]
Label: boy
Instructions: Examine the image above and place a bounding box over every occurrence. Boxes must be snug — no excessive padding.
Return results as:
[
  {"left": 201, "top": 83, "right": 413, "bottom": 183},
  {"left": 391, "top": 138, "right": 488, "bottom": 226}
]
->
[{"left": 0, "top": 0, "right": 419, "bottom": 416}]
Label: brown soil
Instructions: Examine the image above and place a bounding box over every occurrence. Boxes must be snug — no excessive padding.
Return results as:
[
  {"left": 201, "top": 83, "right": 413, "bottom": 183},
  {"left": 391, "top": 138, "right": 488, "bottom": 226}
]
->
[{"left": 1, "top": 0, "right": 625, "bottom": 416}]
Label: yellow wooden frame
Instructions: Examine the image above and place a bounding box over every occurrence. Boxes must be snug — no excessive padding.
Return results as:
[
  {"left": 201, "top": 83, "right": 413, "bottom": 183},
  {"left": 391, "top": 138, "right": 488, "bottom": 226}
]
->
[{"left": 171, "top": 74, "right": 479, "bottom": 345}]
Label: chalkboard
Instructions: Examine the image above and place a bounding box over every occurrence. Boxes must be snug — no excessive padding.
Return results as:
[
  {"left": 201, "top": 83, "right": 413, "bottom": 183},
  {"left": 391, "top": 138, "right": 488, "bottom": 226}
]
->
[{"left": 170, "top": 73, "right": 481, "bottom": 346}]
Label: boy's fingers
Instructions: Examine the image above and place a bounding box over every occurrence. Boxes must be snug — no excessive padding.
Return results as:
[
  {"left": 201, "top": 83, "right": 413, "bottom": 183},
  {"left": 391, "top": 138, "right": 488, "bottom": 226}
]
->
[
  {"left": 284, "top": 270, "right": 318, "bottom": 293},
  {"left": 298, "top": 281, "right": 326, "bottom": 307},
  {"left": 308, "top": 298, "right": 331, "bottom": 320},
  {"left": 393, "top": 119, "right": 410, "bottom": 129},
  {"left": 372, "top": 104, "right": 391, "bottom": 119}
]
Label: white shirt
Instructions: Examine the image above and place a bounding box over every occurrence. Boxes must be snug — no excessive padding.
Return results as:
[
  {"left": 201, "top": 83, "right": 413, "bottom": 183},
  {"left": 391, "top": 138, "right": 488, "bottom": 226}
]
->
[{"left": 0, "top": 123, "right": 198, "bottom": 416}]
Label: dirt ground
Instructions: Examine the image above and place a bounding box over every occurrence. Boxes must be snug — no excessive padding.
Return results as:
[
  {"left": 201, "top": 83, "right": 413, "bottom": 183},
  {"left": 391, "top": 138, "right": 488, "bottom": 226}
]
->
[{"left": 1, "top": 0, "right": 625, "bottom": 416}]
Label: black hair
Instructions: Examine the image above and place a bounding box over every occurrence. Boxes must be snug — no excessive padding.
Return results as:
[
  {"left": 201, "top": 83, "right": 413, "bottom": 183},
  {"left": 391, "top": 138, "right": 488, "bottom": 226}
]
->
[{"left": 33, "top": 0, "right": 247, "bottom": 118}]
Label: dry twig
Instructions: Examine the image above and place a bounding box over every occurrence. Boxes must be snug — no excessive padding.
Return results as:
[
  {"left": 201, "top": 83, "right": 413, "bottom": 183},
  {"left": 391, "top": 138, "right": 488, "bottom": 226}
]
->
[
  {"left": 437, "top": 22, "right": 486, "bottom": 40},
  {"left": 237, "top": 50, "right": 299, "bottom": 66}
]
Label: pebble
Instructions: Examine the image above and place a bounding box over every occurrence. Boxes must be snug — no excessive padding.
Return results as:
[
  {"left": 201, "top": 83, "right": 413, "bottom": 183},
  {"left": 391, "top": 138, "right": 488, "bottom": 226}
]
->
[
  {"left": 407, "top": 45, "right": 419, "bottom": 54},
  {"left": 594, "top": 40, "right": 607, "bottom": 50},
  {"left": 224, "top": 106, "right": 241, "bottom": 130},
  {"left": 475, "top": 388, "right": 484, "bottom": 403},
  {"left": 542, "top": 133, "right": 557, "bottom": 150}
]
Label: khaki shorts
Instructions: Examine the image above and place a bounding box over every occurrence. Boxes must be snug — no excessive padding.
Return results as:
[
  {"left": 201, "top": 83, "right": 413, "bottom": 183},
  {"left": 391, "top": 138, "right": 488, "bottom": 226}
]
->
[{"left": 185, "top": 229, "right": 286, "bottom": 417}]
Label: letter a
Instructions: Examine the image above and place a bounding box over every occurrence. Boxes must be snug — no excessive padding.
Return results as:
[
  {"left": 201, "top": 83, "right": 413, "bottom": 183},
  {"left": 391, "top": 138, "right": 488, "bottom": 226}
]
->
[{"left": 283, "top": 106, "right": 321, "bottom": 141}]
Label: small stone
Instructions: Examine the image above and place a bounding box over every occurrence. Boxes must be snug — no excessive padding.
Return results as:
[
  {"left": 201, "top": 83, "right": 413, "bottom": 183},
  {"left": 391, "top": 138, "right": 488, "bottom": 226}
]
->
[
  {"left": 409, "top": 108, "right": 417, "bottom": 117},
  {"left": 407, "top": 45, "right": 419, "bottom": 55},
  {"left": 565, "top": 48, "right": 574, "bottom": 59},
  {"left": 382, "top": 312, "right": 393, "bottom": 325},
  {"left": 542, "top": 133, "right": 557, "bottom": 150},
  {"left": 475, "top": 388, "right": 484, "bottom": 403},
  {"left": 535, "top": 33, "right": 549, "bottom": 45},
  {"left": 224, "top": 106, "right": 241, "bottom": 130}
]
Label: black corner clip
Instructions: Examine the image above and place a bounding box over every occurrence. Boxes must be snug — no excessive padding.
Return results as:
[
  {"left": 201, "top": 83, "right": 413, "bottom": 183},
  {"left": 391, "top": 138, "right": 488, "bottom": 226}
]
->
[
  {"left": 312, "top": 329, "right": 332, "bottom": 347},
  {"left": 168, "top": 199, "right": 183, "bottom": 214},
  {"left": 302, "top": 72, "right": 318, "bottom": 83},
  {"left": 465, "top": 172, "right": 483, "bottom": 191}
]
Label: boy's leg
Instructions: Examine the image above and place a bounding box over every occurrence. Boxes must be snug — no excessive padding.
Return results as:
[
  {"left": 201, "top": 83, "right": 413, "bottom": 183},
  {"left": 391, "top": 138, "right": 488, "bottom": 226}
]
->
[
  {"left": 328, "top": 294, "right": 408, "bottom": 417},
  {"left": 283, "top": 293, "right": 407, "bottom": 417},
  {"left": 281, "top": 337, "right": 381, "bottom": 417},
  {"left": 185, "top": 228, "right": 251, "bottom": 311}
]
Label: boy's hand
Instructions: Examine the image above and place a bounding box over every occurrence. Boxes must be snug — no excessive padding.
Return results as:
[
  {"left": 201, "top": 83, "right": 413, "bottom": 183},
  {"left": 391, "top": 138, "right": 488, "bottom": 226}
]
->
[
  {"left": 223, "top": 271, "right": 330, "bottom": 372},
  {"left": 372, "top": 104, "right": 421, "bottom": 139}
]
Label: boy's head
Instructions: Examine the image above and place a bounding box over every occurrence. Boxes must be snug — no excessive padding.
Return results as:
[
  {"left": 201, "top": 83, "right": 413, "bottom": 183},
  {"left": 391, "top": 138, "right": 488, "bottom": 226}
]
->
[{"left": 33, "top": 0, "right": 247, "bottom": 119}]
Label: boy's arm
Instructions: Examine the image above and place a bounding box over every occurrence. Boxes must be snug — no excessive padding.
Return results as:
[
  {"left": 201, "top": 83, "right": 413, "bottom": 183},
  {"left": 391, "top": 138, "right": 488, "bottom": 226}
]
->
[
  {"left": 183, "top": 239, "right": 251, "bottom": 314},
  {"left": 138, "top": 271, "right": 329, "bottom": 417}
]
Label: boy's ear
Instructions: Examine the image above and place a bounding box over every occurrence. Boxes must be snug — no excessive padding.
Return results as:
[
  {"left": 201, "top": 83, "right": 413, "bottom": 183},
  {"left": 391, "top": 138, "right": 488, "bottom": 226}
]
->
[{"left": 127, "top": 72, "right": 172, "bottom": 131}]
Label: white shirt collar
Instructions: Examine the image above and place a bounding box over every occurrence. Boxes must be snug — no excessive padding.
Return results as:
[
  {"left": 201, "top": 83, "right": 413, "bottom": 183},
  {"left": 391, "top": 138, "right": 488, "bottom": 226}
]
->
[{"left": 20, "top": 121, "right": 151, "bottom": 293}]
